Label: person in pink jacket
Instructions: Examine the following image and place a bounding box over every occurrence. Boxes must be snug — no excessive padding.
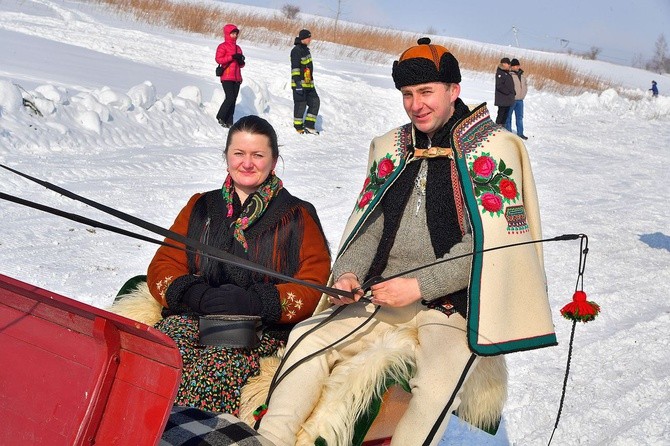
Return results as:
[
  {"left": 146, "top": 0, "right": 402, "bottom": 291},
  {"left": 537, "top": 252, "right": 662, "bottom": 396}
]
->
[{"left": 215, "top": 24, "right": 245, "bottom": 128}]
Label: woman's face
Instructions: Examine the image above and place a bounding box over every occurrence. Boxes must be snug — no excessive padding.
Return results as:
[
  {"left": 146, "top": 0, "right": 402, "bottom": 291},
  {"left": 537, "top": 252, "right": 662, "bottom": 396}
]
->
[{"left": 226, "top": 131, "right": 277, "bottom": 198}]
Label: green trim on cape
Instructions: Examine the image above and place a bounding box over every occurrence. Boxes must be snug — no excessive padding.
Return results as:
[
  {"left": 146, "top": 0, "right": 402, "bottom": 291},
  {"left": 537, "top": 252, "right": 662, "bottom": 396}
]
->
[{"left": 451, "top": 103, "right": 557, "bottom": 355}]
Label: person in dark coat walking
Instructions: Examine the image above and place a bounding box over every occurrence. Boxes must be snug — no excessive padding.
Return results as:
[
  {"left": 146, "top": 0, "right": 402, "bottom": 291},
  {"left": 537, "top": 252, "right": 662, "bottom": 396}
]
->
[
  {"left": 291, "top": 29, "right": 320, "bottom": 134},
  {"left": 494, "top": 57, "right": 515, "bottom": 127},
  {"left": 650, "top": 80, "right": 659, "bottom": 97},
  {"left": 215, "top": 24, "right": 245, "bottom": 128}
]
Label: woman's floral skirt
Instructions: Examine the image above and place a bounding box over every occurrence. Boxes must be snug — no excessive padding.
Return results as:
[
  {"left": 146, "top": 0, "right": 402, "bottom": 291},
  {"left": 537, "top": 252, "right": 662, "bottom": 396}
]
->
[{"left": 156, "top": 314, "right": 283, "bottom": 415}]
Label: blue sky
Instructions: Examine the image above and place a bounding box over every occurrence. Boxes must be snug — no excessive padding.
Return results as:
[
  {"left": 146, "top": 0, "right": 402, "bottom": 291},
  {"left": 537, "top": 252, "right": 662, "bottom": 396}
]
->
[{"left": 228, "top": 0, "right": 670, "bottom": 66}]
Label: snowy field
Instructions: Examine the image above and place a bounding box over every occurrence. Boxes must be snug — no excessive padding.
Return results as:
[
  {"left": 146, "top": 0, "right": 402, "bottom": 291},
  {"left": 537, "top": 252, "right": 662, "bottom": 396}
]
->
[{"left": 1, "top": 0, "right": 669, "bottom": 444}]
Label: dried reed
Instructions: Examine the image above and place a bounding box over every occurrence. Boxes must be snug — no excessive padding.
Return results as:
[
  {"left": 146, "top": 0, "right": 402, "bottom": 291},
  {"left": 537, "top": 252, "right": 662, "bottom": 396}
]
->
[{"left": 88, "top": 0, "right": 607, "bottom": 93}]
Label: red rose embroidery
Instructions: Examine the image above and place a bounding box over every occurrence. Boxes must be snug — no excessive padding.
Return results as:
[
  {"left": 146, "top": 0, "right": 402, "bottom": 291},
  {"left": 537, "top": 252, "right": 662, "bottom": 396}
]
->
[
  {"left": 472, "top": 156, "right": 496, "bottom": 179},
  {"left": 358, "top": 191, "right": 373, "bottom": 208},
  {"left": 355, "top": 153, "right": 396, "bottom": 213},
  {"left": 481, "top": 193, "right": 503, "bottom": 213},
  {"left": 469, "top": 152, "right": 519, "bottom": 217},
  {"left": 499, "top": 179, "right": 517, "bottom": 199},
  {"left": 377, "top": 158, "right": 394, "bottom": 178}
]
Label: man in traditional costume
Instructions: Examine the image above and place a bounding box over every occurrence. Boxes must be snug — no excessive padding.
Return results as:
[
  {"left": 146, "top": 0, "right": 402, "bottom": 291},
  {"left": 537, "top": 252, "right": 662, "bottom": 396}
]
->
[{"left": 258, "top": 38, "right": 556, "bottom": 446}]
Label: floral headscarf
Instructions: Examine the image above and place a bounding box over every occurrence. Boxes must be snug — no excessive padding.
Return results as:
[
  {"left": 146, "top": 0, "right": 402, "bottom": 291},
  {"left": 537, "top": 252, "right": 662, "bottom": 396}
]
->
[{"left": 221, "top": 173, "right": 283, "bottom": 251}]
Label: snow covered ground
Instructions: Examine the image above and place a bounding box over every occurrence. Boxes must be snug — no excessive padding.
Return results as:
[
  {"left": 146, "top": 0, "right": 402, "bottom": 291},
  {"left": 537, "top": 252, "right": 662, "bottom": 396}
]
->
[{"left": 1, "top": 0, "right": 669, "bottom": 444}]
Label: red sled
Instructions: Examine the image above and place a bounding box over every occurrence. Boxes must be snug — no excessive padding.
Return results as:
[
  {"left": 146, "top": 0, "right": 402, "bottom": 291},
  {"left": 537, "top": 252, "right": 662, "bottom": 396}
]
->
[{"left": 0, "top": 273, "right": 182, "bottom": 446}]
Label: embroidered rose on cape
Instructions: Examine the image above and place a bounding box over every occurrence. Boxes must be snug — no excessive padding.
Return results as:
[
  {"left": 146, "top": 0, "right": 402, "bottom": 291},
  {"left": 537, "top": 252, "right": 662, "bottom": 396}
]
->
[
  {"left": 472, "top": 155, "right": 496, "bottom": 179},
  {"left": 499, "top": 179, "right": 518, "bottom": 199},
  {"left": 468, "top": 152, "right": 520, "bottom": 216},
  {"left": 355, "top": 154, "right": 396, "bottom": 211},
  {"left": 377, "top": 158, "right": 394, "bottom": 178},
  {"left": 358, "top": 191, "right": 373, "bottom": 209},
  {"left": 481, "top": 192, "right": 503, "bottom": 213}
]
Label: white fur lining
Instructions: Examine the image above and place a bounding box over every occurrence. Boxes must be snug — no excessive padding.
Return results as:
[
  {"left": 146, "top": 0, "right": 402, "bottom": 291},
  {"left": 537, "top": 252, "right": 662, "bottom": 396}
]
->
[
  {"left": 241, "top": 327, "right": 507, "bottom": 445},
  {"left": 107, "top": 281, "right": 163, "bottom": 326},
  {"left": 108, "top": 282, "right": 507, "bottom": 444}
]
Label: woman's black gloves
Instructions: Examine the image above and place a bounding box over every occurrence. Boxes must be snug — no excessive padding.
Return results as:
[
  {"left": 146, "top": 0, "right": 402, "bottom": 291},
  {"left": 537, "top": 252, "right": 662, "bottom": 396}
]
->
[
  {"left": 165, "top": 275, "right": 281, "bottom": 322},
  {"left": 183, "top": 283, "right": 262, "bottom": 316},
  {"left": 232, "top": 53, "right": 245, "bottom": 64}
]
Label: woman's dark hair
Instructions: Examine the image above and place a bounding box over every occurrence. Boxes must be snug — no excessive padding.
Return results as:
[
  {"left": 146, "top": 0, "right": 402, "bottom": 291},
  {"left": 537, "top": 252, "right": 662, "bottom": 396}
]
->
[{"left": 224, "top": 115, "right": 279, "bottom": 159}]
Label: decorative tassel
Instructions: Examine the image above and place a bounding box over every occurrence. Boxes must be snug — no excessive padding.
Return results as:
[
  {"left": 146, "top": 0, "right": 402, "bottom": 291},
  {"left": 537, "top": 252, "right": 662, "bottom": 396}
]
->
[
  {"left": 549, "top": 234, "right": 600, "bottom": 445},
  {"left": 253, "top": 404, "right": 268, "bottom": 421},
  {"left": 559, "top": 234, "right": 600, "bottom": 324},
  {"left": 560, "top": 290, "right": 600, "bottom": 323}
]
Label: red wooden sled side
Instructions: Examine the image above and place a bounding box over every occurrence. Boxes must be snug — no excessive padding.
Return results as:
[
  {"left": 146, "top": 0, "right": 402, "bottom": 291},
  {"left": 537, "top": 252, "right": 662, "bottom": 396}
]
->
[{"left": 0, "top": 274, "right": 182, "bottom": 446}]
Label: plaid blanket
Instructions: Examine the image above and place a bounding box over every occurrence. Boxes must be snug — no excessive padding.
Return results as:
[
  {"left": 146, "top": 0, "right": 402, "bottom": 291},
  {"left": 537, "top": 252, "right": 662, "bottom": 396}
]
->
[{"left": 160, "top": 406, "right": 275, "bottom": 446}]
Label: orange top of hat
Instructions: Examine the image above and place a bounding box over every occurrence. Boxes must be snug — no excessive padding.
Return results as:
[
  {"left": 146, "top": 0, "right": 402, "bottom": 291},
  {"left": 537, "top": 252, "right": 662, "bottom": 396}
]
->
[{"left": 398, "top": 38, "right": 450, "bottom": 70}]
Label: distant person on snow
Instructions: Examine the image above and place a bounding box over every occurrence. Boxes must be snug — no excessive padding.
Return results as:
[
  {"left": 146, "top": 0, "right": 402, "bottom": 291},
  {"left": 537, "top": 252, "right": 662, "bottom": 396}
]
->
[
  {"left": 215, "top": 24, "right": 245, "bottom": 128},
  {"left": 494, "top": 57, "right": 515, "bottom": 128},
  {"left": 505, "top": 58, "right": 528, "bottom": 140},
  {"left": 291, "top": 29, "right": 320, "bottom": 134},
  {"left": 650, "top": 80, "right": 659, "bottom": 97}
]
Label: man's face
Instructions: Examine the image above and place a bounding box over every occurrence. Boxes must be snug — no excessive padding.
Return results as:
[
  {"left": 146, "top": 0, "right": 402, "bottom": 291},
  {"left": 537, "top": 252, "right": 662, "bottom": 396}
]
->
[{"left": 401, "top": 82, "right": 460, "bottom": 138}]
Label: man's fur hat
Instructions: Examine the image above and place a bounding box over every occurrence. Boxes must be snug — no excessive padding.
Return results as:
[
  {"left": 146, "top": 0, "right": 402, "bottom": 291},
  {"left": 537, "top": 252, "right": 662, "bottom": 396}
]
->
[{"left": 392, "top": 37, "right": 461, "bottom": 89}]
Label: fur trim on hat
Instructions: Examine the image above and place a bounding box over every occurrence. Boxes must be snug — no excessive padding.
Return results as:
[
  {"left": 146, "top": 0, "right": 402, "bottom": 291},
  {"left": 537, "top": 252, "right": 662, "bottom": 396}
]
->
[{"left": 392, "top": 38, "right": 461, "bottom": 89}]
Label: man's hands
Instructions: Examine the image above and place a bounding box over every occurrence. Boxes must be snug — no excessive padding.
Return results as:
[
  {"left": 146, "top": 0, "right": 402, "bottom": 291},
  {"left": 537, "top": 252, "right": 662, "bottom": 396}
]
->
[
  {"left": 330, "top": 273, "right": 422, "bottom": 308},
  {"left": 369, "top": 277, "right": 421, "bottom": 307},
  {"left": 330, "top": 273, "right": 364, "bottom": 305}
]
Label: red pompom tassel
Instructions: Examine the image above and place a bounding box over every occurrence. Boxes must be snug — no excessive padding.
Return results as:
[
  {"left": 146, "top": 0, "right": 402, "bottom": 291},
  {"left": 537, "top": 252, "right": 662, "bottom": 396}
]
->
[
  {"left": 253, "top": 404, "right": 268, "bottom": 421},
  {"left": 560, "top": 291, "right": 600, "bottom": 323}
]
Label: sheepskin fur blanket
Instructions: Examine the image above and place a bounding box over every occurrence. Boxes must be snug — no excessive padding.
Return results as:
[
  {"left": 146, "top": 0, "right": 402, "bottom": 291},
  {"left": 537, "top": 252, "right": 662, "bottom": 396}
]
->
[
  {"left": 109, "top": 281, "right": 164, "bottom": 326},
  {"left": 110, "top": 282, "right": 508, "bottom": 445}
]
